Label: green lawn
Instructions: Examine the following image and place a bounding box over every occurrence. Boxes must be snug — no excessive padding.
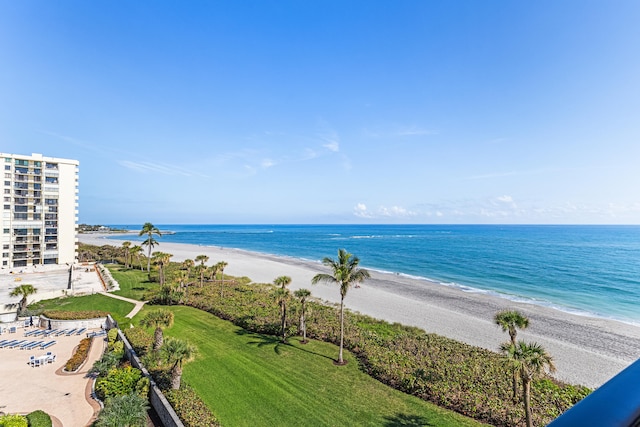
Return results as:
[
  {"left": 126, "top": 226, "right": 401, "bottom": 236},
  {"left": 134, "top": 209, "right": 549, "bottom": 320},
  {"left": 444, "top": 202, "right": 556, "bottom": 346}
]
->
[
  {"left": 134, "top": 305, "right": 486, "bottom": 427},
  {"left": 107, "top": 266, "right": 157, "bottom": 300},
  {"left": 29, "top": 293, "right": 134, "bottom": 327}
]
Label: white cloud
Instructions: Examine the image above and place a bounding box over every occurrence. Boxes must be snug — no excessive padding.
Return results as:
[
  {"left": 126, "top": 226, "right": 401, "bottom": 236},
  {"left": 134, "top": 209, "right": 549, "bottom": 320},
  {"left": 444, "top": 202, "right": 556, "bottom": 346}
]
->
[
  {"left": 354, "top": 203, "right": 373, "bottom": 218},
  {"left": 323, "top": 140, "right": 340, "bottom": 152},
  {"left": 118, "top": 160, "right": 207, "bottom": 177},
  {"left": 379, "top": 205, "right": 417, "bottom": 217},
  {"left": 496, "top": 195, "right": 513, "bottom": 203},
  {"left": 261, "top": 158, "right": 275, "bottom": 168}
]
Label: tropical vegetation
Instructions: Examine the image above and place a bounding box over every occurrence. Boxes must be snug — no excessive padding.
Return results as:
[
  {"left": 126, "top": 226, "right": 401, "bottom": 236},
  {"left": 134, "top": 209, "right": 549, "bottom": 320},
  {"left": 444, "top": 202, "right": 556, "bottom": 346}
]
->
[
  {"left": 495, "top": 310, "right": 530, "bottom": 402},
  {"left": 9, "top": 284, "right": 38, "bottom": 314},
  {"left": 139, "top": 222, "right": 162, "bottom": 273}
]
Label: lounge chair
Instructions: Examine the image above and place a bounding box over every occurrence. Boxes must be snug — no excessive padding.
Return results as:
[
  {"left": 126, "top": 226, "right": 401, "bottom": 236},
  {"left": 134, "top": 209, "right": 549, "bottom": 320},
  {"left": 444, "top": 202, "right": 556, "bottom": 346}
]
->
[
  {"left": 75, "top": 327, "right": 86, "bottom": 335},
  {"left": 41, "top": 341, "right": 56, "bottom": 349}
]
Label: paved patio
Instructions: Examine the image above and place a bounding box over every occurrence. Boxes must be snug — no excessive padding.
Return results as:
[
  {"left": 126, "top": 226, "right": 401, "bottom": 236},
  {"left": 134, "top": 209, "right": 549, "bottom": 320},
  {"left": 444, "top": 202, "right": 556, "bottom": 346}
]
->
[{"left": 0, "top": 326, "right": 105, "bottom": 426}]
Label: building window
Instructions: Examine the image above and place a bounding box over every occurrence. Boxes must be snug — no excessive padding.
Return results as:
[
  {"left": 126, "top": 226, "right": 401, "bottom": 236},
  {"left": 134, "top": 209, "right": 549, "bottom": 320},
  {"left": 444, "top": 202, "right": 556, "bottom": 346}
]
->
[
  {"left": 4, "top": 165, "right": 9, "bottom": 170},
  {"left": 3, "top": 229, "right": 8, "bottom": 234},
  {"left": 2, "top": 253, "right": 7, "bottom": 258},
  {"left": 4, "top": 181, "right": 9, "bottom": 186},
  {"left": 3, "top": 197, "right": 9, "bottom": 202},
  {"left": 4, "top": 189, "right": 9, "bottom": 194},
  {"left": 4, "top": 205, "right": 9, "bottom": 210},
  {"left": 2, "top": 244, "right": 7, "bottom": 249},
  {"left": 2, "top": 261, "right": 7, "bottom": 266},
  {"left": 4, "top": 158, "right": 10, "bottom": 163},
  {"left": 4, "top": 173, "right": 10, "bottom": 178}
]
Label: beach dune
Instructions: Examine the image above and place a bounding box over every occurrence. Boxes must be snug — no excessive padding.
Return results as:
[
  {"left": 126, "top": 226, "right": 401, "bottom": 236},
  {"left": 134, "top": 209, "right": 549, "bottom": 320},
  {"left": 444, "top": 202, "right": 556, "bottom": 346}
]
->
[{"left": 80, "top": 233, "right": 640, "bottom": 389}]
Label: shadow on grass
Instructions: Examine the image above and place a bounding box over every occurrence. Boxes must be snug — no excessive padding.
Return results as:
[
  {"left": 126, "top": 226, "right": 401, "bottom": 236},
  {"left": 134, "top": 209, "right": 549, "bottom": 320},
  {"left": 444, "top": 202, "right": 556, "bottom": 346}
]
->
[
  {"left": 384, "top": 413, "right": 434, "bottom": 427},
  {"left": 235, "top": 329, "right": 334, "bottom": 361}
]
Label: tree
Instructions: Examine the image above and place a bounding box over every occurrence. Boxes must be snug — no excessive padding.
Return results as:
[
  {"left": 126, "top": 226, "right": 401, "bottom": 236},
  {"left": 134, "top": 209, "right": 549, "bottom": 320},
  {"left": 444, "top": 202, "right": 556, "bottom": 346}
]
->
[
  {"left": 121, "top": 241, "right": 131, "bottom": 268},
  {"left": 140, "top": 309, "right": 174, "bottom": 351},
  {"left": 195, "top": 254, "right": 209, "bottom": 287},
  {"left": 495, "top": 310, "right": 530, "bottom": 401},
  {"left": 162, "top": 337, "right": 197, "bottom": 390},
  {"left": 294, "top": 288, "right": 311, "bottom": 344},
  {"left": 182, "top": 259, "right": 194, "bottom": 277},
  {"left": 501, "top": 341, "right": 556, "bottom": 427},
  {"left": 130, "top": 245, "right": 143, "bottom": 270},
  {"left": 311, "top": 249, "right": 370, "bottom": 364},
  {"left": 10, "top": 284, "right": 38, "bottom": 313},
  {"left": 273, "top": 276, "right": 292, "bottom": 343},
  {"left": 218, "top": 260, "right": 228, "bottom": 285},
  {"left": 152, "top": 252, "right": 172, "bottom": 286},
  {"left": 139, "top": 222, "right": 162, "bottom": 273},
  {"left": 96, "top": 393, "right": 149, "bottom": 427}
]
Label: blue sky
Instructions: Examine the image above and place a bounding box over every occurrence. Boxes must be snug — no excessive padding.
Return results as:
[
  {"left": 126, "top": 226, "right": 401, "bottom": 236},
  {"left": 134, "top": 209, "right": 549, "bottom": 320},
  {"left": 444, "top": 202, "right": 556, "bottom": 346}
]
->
[{"left": 1, "top": 1, "right": 639, "bottom": 224}]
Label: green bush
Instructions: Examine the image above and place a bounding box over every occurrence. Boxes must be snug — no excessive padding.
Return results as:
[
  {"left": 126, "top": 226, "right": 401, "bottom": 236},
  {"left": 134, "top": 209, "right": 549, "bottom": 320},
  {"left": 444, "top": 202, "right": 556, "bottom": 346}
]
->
[
  {"left": 123, "top": 327, "right": 153, "bottom": 356},
  {"left": 95, "top": 366, "right": 149, "bottom": 400},
  {"left": 64, "top": 337, "right": 92, "bottom": 372},
  {"left": 107, "top": 328, "right": 118, "bottom": 348},
  {"left": 96, "top": 393, "right": 148, "bottom": 427},
  {"left": 165, "top": 384, "right": 219, "bottom": 427},
  {"left": 26, "top": 410, "right": 52, "bottom": 427},
  {"left": 43, "top": 310, "right": 108, "bottom": 320},
  {"left": 90, "top": 350, "right": 123, "bottom": 377},
  {"left": 0, "top": 414, "right": 28, "bottom": 427}
]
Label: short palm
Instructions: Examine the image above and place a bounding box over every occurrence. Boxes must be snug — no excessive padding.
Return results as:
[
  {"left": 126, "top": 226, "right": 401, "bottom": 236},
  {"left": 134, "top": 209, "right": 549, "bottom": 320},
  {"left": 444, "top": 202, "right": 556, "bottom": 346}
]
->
[
  {"left": 140, "top": 309, "right": 174, "bottom": 350},
  {"left": 162, "top": 337, "right": 197, "bottom": 390}
]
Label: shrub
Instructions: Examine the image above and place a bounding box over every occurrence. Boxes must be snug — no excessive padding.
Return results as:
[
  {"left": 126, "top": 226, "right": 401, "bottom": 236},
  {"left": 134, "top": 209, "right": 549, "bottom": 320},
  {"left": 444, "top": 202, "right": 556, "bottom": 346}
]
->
[
  {"left": 43, "top": 310, "right": 108, "bottom": 320},
  {"left": 64, "top": 337, "right": 92, "bottom": 372},
  {"left": 107, "top": 328, "right": 118, "bottom": 348},
  {"left": 95, "top": 393, "right": 148, "bottom": 427},
  {"left": 90, "top": 351, "right": 123, "bottom": 377},
  {"left": 0, "top": 414, "right": 28, "bottom": 427},
  {"left": 26, "top": 411, "right": 52, "bottom": 427},
  {"left": 123, "top": 327, "right": 153, "bottom": 356},
  {"left": 165, "top": 384, "right": 219, "bottom": 427},
  {"left": 95, "top": 366, "right": 149, "bottom": 400}
]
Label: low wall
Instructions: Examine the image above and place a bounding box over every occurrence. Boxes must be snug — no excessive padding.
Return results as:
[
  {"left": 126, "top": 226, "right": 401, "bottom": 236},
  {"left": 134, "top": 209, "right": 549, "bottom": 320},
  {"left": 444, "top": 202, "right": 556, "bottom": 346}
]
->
[
  {"left": 116, "top": 327, "right": 184, "bottom": 427},
  {"left": 39, "top": 315, "right": 108, "bottom": 330}
]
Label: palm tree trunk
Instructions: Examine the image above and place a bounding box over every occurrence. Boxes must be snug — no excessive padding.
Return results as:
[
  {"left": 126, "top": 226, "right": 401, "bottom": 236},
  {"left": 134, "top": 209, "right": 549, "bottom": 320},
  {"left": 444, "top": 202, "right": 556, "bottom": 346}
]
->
[
  {"left": 523, "top": 377, "right": 532, "bottom": 427},
  {"left": 147, "top": 245, "right": 152, "bottom": 272},
  {"left": 171, "top": 365, "right": 182, "bottom": 390},
  {"left": 300, "top": 305, "right": 306, "bottom": 343},
  {"left": 338, "top": 296, "right": 344, "bottom": 364},
  {"left": 512, "top": 370, "right": 518, "bottom": 402},
  {"left": 154, "top": 327, "right": 163, "bottom": 351}
]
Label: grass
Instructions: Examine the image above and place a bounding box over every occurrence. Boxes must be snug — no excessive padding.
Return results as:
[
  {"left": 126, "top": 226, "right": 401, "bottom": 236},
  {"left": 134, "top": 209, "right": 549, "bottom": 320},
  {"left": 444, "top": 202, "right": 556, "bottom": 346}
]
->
[
  {"left": 29, "top": 293, "right": 134, "bottom": 327},
  {"left": 134, "top": 305, "right": 487, "bottom": 427},
  {"left": 107, "top": 266, "right": 156, "bottom": 300}
]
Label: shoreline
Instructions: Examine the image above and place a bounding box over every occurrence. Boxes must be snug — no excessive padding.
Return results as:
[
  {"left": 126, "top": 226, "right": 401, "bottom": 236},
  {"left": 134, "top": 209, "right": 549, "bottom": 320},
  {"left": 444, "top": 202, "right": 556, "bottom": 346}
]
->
[{"left": 80, "top": 233, "right": 640, "bottom": 388}]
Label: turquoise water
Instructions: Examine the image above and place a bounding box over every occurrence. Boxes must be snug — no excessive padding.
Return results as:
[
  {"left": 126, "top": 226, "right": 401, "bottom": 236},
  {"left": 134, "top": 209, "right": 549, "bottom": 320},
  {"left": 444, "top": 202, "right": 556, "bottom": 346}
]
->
[{"left": 111, "top": 224, "right": 640, "bottom": 323}]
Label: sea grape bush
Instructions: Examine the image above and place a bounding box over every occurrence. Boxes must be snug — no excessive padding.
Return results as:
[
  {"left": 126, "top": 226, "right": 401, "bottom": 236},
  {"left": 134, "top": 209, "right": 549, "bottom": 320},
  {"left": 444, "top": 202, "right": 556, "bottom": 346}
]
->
[
  {"left": 95, "top": 365, "right": 149, "bottom": 400},
  {"left": 165, "top": 385, "right": 220, "bottom": 427},
  {"left": 123, "top": 327, "right": 154, "bottom": 356}
]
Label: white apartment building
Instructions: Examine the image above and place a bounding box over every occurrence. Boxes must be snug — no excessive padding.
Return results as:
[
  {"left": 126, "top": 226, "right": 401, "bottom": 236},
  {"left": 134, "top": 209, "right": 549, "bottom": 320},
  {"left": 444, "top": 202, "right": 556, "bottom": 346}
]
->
[{"left": 1, "top": 153, "right": 79, "bottom": 268}]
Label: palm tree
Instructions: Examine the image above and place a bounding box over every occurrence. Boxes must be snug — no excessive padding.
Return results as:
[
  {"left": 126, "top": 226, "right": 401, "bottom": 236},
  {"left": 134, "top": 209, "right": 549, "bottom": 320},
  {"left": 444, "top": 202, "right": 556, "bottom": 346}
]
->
[
  {"left": 162, "top": 337, "right": 197, "bottom": 390},
  {"left": 177, "top": 270, "right": 190, "bottom": 303},
  {"left": 182, "top": 259, "right": 194, "bottom": 277},
  {"left": 10, "top": 284, "right": 38, "bottom": 313},
  {"left": 96, "top": 393, "right": 149, "bottom": 427},
  {"left": 501, "top": 341, "right": 556, "bottom": 427},
  {"left": 130, "top": 245, "right": 143, "bottom": 270},
  {"left": 140, "top": 309, "right": 174, "bottom": 351},
  {"left": 294, "top": 288, "right": 311, "bottom": 344},
  {"left": 139, "top": 222, "right": 162, "bottom": 273},
  {"left": 218, "top": 260, "right": 228, "bottom": 285},
  {"left": 121, "top": 241, "right": 131, "bottom": 268},
  {"left": 195, "top": 254, "right": 209, "bottom": 287},
  {"left": 311, "top": 249, "right": 370, "bottom": 364},
  {"left": 495, "top": 310, "right": 530, "bottom": 401},
  {"left": 274, "top": 276, "right": 292, "bottom": 342}
]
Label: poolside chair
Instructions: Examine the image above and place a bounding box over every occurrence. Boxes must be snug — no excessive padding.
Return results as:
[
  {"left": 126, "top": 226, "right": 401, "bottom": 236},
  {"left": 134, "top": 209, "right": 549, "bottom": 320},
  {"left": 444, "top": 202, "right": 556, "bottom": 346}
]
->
[
  {"left": 29, "top": 355, "right": 36, "bottom": 367},
  {"left": 76, "top": 327, "right": 86, "bottom": 335},
  {"left": 41, "top": 341, "right": 56, "bottom": 349},
  {"left": 9, "top": 327, "right": 16, "bottom": 334}
]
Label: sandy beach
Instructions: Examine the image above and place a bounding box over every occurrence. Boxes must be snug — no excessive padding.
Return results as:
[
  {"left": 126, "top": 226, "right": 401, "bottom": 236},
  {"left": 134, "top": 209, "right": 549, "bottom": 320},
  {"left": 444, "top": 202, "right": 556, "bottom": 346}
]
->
[{"left": 81, "top": 233, "right": 640, "bottom": 389}]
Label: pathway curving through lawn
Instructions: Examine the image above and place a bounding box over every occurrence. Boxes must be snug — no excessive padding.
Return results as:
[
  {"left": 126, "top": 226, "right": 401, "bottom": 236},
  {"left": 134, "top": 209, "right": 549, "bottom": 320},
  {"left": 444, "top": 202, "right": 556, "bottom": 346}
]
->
[{"left": 98, "top": 292, "right": 146, "bottom": 318}]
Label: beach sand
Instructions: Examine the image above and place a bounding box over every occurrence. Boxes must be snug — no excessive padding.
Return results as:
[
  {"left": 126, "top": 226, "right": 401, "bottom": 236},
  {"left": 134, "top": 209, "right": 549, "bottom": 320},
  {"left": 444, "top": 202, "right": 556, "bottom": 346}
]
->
[{"left": 81, "top": 233, "right": 640, "bottom": 389}]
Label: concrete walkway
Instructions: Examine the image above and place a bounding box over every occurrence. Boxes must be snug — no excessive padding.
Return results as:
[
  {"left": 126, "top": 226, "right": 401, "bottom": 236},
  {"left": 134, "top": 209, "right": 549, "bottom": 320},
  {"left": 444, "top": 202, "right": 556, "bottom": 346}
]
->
[{"left": 98, "top": 292, "right": 147, "bottom": 319}]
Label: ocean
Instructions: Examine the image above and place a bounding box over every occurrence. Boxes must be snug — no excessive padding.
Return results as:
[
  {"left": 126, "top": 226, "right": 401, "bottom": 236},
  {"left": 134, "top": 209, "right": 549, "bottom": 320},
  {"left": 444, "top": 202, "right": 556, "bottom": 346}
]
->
[{"left": 110, "top": 224, "right": 640, "bottom": 324}]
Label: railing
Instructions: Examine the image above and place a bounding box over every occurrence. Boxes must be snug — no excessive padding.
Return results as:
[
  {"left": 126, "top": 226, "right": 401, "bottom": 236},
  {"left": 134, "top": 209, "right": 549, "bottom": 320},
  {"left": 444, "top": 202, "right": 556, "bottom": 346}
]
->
[{"left": 549, "top": 359, "right": 640, "bottom": 426}]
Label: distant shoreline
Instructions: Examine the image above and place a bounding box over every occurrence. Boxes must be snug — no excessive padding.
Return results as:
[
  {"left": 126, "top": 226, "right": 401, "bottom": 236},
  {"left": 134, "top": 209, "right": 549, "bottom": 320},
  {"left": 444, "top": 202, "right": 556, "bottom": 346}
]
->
[{"left": 79, "top": 232, "right": 640, "bottom": 388}]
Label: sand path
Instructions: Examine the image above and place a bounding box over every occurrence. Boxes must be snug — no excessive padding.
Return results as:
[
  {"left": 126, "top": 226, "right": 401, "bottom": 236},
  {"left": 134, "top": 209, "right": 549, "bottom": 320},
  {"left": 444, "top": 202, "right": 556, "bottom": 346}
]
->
[
  {"left": 98, "top": 292, "right": 146, "bottom": 319},
  {"left": 80, "top": 233, "right": 640, "bottom": 389}
]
